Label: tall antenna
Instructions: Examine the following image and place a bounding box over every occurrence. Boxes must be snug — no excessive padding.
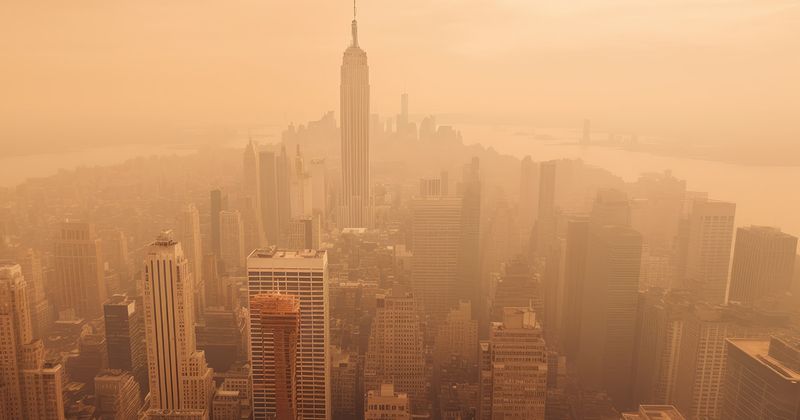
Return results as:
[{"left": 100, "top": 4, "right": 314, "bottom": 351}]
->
[{"left": 354, "top": 0, "right": 357, "bottom": 19}]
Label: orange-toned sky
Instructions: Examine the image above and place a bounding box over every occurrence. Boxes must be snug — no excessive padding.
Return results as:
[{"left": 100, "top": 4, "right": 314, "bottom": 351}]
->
[{"left": 1, "top": 0, "right": 798, "bottom": 152}]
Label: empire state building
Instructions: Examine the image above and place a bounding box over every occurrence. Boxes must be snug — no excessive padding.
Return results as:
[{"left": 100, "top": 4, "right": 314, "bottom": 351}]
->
[{"left": 339, "top": 8, "right": 371, "bottom": 228}]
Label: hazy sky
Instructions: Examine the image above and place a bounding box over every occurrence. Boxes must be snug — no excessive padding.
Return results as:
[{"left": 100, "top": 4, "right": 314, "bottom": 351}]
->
[{"left": 2, "top": 0, "right": 799, "bottom": 153}]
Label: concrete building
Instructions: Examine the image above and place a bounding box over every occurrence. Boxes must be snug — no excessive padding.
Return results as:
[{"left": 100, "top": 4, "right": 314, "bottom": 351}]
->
[
  {"left": 247, "top": 248, "right": 330, "bottom": 420},
  {"left": 364, "top": 290, "right": 429, "bottom": 415},
  {"left": 141, "top": 232, "right": 214, "bottom": 417},
  {"left": 729, "top": 226, "right": 797, "bottom": 305},
  {"left": 365, "top": 383, "right": 411, "bottom": 420},
  {"left": 94, "top": 369, "right": 142, "bottom": 420},
  {"left": 723, "top": 336, "right": 800, "bottom": 419},
  {"left": 249, "top": 293, "right": 300, "bottom": 420},
  {"left": 104, "top": 294, "right": 148, "bottom": 394},
  {"left": 219, "top": 210, "right": 245, "bottom": 273},
  {"left": 481, "top": 307, "right": 548, "bottom": 419},
  {"left": 54, "top": 221, "right": 106, "bottom": 319}
]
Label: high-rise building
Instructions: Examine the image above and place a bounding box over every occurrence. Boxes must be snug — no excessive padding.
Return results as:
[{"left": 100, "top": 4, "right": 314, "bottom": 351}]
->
[
  {"left": 289, "top": 145, "right": 313, "bottom": 219},
  {"left": 249, "top": 293, "right": 300, "bottom": 420},
  {"left": 17, "top": 248, "right": 50, "bottom": 340},
  {"left": 680, "top": 199, "right": 736, "bottom": 304},
  {"left": 1, "top": 262, "right": 66, "bottom": 420},
  {"left": 728, "top": 226, "right": 797, "bottom": 305},
  {"left": 308, "top": 158, "right": 328, "bottom": 222},
  {"left": 177, "top": 204, "right": 205, "bottom": 317},
  {"left": 458, "top": 158, "right": 482, "bottom": 327},
  {"left": 95, "top": 369, "right": 142, "bottom": 420},
  {"left": 364, "top": 290, "right": 429, "bottom": 415},
  {"left": 672, "top": 304, "right": 787, "bottom": 419},
  {"left": 411, "top": 195, "right": 462, "bottom": 319},
  {"left": 259, "top": 151, "right": 280, "bottom": 245},
  {"left": 210, "top": 189, "right": 228, "bottom": 256},
  {"left": 433, "top": 301, "right": 478, "bottom": 370},
  {"left": 561, "top": 217, "right": 589, "bottom": 360},
  {"left": 364, "top": 384, "right": 411, "bottom": 420},
  {"left": 104, "top": 294, "right": 147, "bottom": 394},
  {"left": 621, "top": 405, "right": 686, "bottom": 420},
  {"left": 331, "top": 347, "right": 359, "bottom": 420},
  {"left": 339, "top": 8, "right": 371, "bottom": 228},
  {"left": 723, "top": 336, "right": 800, "bottom": 419},
  {"left": 518, "top": 155, "right": 538, "bottom": 236},
  {"left": 247, "top": 248, "right": 330, "bottom": 420},
  {"left": 480, "top": 307, "right": 548, "bottom": 419},
  {"left": 284, "top": 217, "right": 320, "bottom": 250},
  {"left": 578, "top": 225, "right": 642, "bottom": 411},
  {"left": 219, "top": 210, "right": 245, "bottom": 273},
  {"left": 54, "top": 221, "right": 106, "bottom": 319},
  {"left": 141, "top": 232, "right": 214, "bottom": 416},
  {"left": 531, "top": 160, "right": 557, "bottom": 257}
]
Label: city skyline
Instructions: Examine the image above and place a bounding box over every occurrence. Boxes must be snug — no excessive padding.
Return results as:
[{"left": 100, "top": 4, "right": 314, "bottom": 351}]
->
[{"left": 1, "top": 2, "right": 799, "bottom": 420}]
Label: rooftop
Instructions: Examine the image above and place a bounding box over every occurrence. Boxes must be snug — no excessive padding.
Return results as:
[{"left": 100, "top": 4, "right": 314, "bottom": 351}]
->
[
  {"left": 248, "top": 247, "right": 324, "bottom": 259},
  {"left": 728, "top": 338, "right": 800, "bottom": 382}
]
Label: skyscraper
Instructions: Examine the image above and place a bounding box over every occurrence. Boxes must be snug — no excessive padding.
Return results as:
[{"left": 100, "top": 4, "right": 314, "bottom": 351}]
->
[
  {"left": 259, "top": 151, "right": 280, "bottom": 245},
  {"left": 364, "top": 290, "right": 429, "bottom": 415},
  {"left": 364, "top": 384, "right": 411, "bottom": 420},
  {"left": 219, "top": 210, "right": 245, "bottom": 273},
  {"left": 249, "top": 293, "right": 300, "bottom": 420},
  {"left": 104, "top": 294, "right": 147, "bottom": 394},
  {"left": 339, "top": 6, "right": 371, "bottom": 228},
  {"left": 141, "top": 232, "right": 214, "bottom": 416},
  {"left": 680, "top": 199, "right": 736, "bottom": 304},
  {"left": 177, "top": 204, "right": 205, "bottom": 315},
  {"left": 411, "top": 195, "right": 463, "bottom": 319},
  {"left": 94, "top": 369, "right": 142, "bottom": 420},
  {"left": 210, "top": 189, "right": 227, "bottom": 256},
  {"left": 54, "top": 221, "right": 106, "bottom": 319},
  {"left": 728, "top": 226, "right": 797, "bottom": 305},
  {"left": 458, "top": 158, "right": 482, "bottom": 325},
  {"left": 1, "top": 262, "right": 66, "bottom": 420},
  {"left": 723, "top": 336, "right": 800, "bottom": 419},
  {"left": 578, "top": 225, "right": 642, "bottom": 410},
  {"left": 481, "top": 307, "right": 548, "bottom": 419},
  {"left": 247, "top": 248, "right": 330, "bottom": 420}
]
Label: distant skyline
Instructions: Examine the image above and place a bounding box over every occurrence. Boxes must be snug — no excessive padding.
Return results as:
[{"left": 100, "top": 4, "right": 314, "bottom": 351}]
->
[{"left": 2, "top": 0, "right": 799, "bottom": 153}]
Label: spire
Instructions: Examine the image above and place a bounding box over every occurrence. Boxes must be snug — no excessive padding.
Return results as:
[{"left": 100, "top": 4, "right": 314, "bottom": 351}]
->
[{"left": 351, "top": 0, "right": 359, "bottom": 47}]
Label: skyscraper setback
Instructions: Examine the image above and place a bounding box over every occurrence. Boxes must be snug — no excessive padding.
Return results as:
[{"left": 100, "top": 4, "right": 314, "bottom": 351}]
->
[{"left": 339, "top": 7, "right": 371, "bottom": 228}]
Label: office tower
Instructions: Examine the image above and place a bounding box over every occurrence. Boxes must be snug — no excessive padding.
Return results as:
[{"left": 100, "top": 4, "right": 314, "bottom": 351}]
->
[
  {"left": 411, "top": 195, "right": 462, "bottom": 319},
  {"left": 17, "top": 248, "right": 50, "bottom": 339},
  {"left": 396, "top": 93, "right": 410, "bottom": 136},
  {"left": 195, "top": 307, "right": 248, "bottom": 372},
  {"left": 681, "top": 199, "right": 736, "bottom": 304},
  {"left": 219, "top": 210, "right": 245, "bottom": 273},
  {"left": 277, "top": 145, "right": 292, "bottom": 237},
  {"left": 458, "top": 158, "right": 482, "bottom": 325},
  {"left": 54, "top": 221, "right": 106, "bottom": 319},
  {"left": 481, "top": 307, "right": 548, "bottom": 419},
  {"left": 723, "top": 336, "right": 800, "bottom": 419},
  {"left": 482, "top": 199, "right": 520, "bottom": 282},
  {"left": 561, "top": 217, "right": 589, "bottom": 360},
  {"left": 247, "top": 248, "right": 330, "bottom": 420},
  {"left": 243, "top": 140, "right": 265, "bottom": 252},
  {"left": 578, "top": 225, "right": 642, "bottom": 410},
  {"left": 141, "top": 232, "right": 214, "bottom": 415},
  {"left": 532, "top": 160, "right": 557, "bottom": 257},
  {"left": 672, "top": 305, "right": 786, "bottom": 419},
  {"left": 249, "top": 293, "right": 300, "bottom": 420},
  {"left": 178, "top": 204, "right": 204, "bottom": 292},
  {"left": 364, "top": 384, "right": 411, "bottom": 420},
  {"left": 289, "top": 145, "right": 313, "bottom": 219},
  {"left": 202, "top": 253, "right": 224, "bottom": 309},
  {"left": 284, "top": 217, "right": 319, "bottom": 250},
  {"left": 729, "top": 226, "right": 797, "bottom": 304},
  {"left": 308, "top": 158, "right": 328, "bottom": 222},
  {"left": 331, "top": 347, "right": 359, "bottom": 420},
  {"left": 259, "top": 151, "right": 280, "bottom": 244},
  {"left": 1, "top": 262, "right": 66, "bottom": 420},
  {"left": 631, "top": 171, "right": 686, "bottom": 251},
  {"left": 581, "top": 118, "right": 591, "bottom": 145},
  {"left": 364, "top": 290, "right": 429, "bottom": 415},
  {"left": 95, "top": 369, "right": 142, "bottom": 420},
  {"left": 210, "top": 189, "right": 227, "bottom": 256},
  {"left": 518, "top": 155, "right": 538, "bottom": 236},
  {"left": 104, "top": 294, "right": 147, "bottom": 393},
  {"left": 339, "top": 7, "right": 371, "bottom": 229},
  {"left": 492, "top": 258, "right": 542, "bottom": 323},
  {"left": 621, "top": 405, "right": 686, "bottom": 420},
  {"left": 434, "top": 301, "right": 478, "bottom": 369},
  {"left": 632, "top": 289, "right": 693, "bottom": 405}
]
